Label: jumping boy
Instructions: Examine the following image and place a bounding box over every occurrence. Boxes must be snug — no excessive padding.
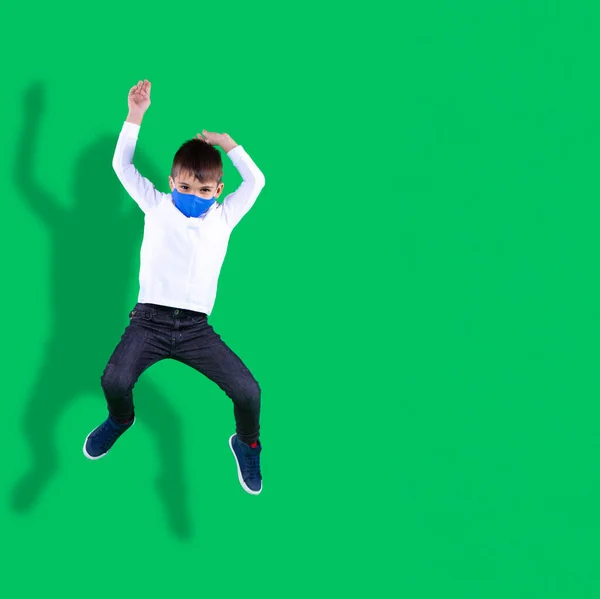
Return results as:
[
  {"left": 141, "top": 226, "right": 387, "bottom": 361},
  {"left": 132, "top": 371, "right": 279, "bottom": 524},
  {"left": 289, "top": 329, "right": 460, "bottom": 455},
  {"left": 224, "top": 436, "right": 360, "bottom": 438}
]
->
[{"left": 83, "top": 80, "right": 265, "bottom": 495}]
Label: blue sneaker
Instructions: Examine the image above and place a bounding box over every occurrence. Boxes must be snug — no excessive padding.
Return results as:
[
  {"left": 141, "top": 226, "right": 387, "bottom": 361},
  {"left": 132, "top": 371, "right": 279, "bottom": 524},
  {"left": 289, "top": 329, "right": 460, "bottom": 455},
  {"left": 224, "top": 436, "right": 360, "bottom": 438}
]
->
[
  {"left": 83, "top": 416, "right": 135, "bottom": 460},
  {"left": 229, "top": 434, "right": 262, "bottom": 495}
]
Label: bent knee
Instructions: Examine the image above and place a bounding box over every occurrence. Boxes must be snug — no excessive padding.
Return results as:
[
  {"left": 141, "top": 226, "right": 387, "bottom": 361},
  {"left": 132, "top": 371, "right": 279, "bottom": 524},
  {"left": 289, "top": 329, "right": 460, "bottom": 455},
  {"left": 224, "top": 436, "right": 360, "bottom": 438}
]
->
[
  {"left": 101, "top": 364, "right": 135, "bottom": 397},
  {"left": 232, "top": 375, "right": 261, "bottom": 409}
]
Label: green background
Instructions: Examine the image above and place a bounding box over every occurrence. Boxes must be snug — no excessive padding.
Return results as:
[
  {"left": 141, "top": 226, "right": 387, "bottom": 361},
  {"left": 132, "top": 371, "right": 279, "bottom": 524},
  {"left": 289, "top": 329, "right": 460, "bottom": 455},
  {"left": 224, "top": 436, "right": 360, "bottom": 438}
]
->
[{"left": 0, "top": 1, "right": 598, "bottom": 597}]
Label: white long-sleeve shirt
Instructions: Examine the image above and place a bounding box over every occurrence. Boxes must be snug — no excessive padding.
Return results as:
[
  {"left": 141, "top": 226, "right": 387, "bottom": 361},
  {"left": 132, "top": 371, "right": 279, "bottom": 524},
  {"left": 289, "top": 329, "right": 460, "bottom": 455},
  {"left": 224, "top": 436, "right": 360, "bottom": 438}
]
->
[{"left": 112, "top": 121, "right": 265, "bottom": 315}]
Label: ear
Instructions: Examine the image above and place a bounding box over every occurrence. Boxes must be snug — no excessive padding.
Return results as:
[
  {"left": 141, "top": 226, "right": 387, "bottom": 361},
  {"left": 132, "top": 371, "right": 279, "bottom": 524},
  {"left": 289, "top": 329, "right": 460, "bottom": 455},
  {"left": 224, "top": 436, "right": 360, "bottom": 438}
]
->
[
  {"left": 168, "top": 176, "right": 175, "bottom": 192},
  {"left": 215, "top": 182, "right": 225, "bottom": 199}
]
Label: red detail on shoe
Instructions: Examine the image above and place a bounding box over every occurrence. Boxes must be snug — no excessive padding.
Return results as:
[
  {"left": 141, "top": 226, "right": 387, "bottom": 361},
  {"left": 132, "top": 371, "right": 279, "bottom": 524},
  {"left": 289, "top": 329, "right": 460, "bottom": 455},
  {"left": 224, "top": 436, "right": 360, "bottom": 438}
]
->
[{"left": 250, "top": 441, "right": 259, "bottom": 448}]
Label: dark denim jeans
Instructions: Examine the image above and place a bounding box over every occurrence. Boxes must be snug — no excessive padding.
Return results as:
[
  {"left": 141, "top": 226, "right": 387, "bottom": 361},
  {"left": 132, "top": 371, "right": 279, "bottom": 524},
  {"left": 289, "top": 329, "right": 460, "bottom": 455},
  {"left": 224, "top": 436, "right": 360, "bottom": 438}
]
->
[{"left": 100, "top": 303, "right": 261, "bottom": 444}]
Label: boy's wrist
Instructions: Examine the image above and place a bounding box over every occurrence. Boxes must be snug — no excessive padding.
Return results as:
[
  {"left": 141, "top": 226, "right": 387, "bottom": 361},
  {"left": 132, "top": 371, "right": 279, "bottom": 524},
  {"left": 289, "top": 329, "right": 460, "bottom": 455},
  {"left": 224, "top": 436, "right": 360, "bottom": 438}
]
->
[
  {"left": 126, "top": 112, "right": 144, "bottom": 125},
  {"left": 221, "top": 138, "right": 238, "bottom": 153}
]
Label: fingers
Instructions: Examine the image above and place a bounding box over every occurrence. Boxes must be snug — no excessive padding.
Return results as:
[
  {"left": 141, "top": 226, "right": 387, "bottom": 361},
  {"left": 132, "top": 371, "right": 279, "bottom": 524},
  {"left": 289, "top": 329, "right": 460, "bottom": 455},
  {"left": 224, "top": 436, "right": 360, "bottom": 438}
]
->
[
  {"left": 199, "top": 131, "right": 216, "bottom": 144},
  {"left": 129, "top": 81, "right": 142, "bottom": 96},
  {"left": 129, "top": 80, "right": 151, "bottom": 96}
]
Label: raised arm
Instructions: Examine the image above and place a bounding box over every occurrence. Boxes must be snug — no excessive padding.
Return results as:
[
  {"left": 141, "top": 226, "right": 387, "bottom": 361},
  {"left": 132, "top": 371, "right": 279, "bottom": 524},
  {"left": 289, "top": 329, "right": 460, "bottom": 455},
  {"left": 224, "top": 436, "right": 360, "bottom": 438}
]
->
[
  {"left": 112, "top": 80, "right": 163, "bottom": 213},
  {"left": 200, "top": 130, "right": 265, "bottom": 229}
]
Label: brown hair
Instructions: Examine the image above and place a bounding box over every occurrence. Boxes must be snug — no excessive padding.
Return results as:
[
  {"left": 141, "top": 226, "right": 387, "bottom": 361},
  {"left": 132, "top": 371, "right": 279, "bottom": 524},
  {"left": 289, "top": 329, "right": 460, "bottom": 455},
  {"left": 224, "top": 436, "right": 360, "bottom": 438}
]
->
[{"left": 171, "top": 138, "right": 223, "bottom": 183}]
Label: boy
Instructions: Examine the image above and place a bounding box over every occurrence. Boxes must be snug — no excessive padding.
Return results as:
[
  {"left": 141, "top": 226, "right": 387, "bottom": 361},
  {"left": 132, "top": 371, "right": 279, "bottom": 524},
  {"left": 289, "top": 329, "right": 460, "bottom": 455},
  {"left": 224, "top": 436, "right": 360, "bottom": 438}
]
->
[{"left": 83, "top": 80, "right": 265, "bottom": 495}]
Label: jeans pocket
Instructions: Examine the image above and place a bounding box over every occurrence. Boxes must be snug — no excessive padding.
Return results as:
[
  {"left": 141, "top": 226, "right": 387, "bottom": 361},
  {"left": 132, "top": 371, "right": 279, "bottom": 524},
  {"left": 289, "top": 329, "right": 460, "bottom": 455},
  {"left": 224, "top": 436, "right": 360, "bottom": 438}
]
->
[{"left": 130, "top": 308, "right": 152, "bottom": 321}]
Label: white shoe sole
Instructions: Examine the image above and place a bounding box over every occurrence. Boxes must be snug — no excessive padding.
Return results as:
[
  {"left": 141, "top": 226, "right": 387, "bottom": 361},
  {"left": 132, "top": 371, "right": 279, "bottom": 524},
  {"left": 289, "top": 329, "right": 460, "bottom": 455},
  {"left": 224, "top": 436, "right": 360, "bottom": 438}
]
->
[
  {"left": 229, "top": 434, "right": 262, "bottom": 495},
  {"left": 83, "top": 419, "right": 135, "bottom": 461}
]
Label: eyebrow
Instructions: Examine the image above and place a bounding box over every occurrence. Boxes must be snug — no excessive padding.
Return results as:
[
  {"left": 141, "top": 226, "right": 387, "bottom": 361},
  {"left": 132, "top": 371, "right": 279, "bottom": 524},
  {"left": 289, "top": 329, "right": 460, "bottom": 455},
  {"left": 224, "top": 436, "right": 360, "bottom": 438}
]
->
[{"left": 178, "top": 182, "right": 214, "bottom": 188}]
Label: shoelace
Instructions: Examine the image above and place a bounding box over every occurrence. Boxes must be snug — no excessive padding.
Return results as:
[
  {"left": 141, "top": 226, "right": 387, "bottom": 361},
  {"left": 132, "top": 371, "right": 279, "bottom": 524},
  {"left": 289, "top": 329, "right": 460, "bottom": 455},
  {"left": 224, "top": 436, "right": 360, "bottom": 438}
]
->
[{"left": 243, "top": 453, "right": 261, "bottom": 479}]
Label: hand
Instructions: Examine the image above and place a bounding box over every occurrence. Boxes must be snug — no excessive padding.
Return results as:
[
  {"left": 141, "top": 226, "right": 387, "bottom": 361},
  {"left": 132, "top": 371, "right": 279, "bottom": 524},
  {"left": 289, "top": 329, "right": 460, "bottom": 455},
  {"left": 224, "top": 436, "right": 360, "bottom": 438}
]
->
[
  {"left": 127, "top": 80, "right": 151, "bottom": 122},
  {"left": 197, "top": 130, "right": 238, "bottom": 153}
]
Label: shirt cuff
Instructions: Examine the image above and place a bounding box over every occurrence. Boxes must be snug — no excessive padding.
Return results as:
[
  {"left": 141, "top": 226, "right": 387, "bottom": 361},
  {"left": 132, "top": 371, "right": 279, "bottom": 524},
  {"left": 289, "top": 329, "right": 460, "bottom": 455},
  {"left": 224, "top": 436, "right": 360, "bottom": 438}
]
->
[
  {"left": 121, "top": 120, "right": 141, "bottom": 138},
  {"left": 227, "top": 145, "right": 245, "bottom": 158}
]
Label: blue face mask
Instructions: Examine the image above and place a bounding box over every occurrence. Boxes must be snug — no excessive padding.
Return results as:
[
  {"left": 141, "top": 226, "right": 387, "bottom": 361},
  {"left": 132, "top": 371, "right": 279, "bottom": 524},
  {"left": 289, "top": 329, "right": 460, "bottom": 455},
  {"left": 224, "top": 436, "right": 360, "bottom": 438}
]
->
[{"left": 172, "top": 188, "right": 216, "bottom": 218}]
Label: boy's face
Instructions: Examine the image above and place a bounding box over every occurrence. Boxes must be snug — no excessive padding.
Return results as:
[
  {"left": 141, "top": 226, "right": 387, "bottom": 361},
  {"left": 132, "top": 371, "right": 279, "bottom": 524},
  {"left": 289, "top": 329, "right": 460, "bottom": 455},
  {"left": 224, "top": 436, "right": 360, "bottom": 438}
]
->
[{"left": 169, "top": 170, "right": 224, "bottom": 199}]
